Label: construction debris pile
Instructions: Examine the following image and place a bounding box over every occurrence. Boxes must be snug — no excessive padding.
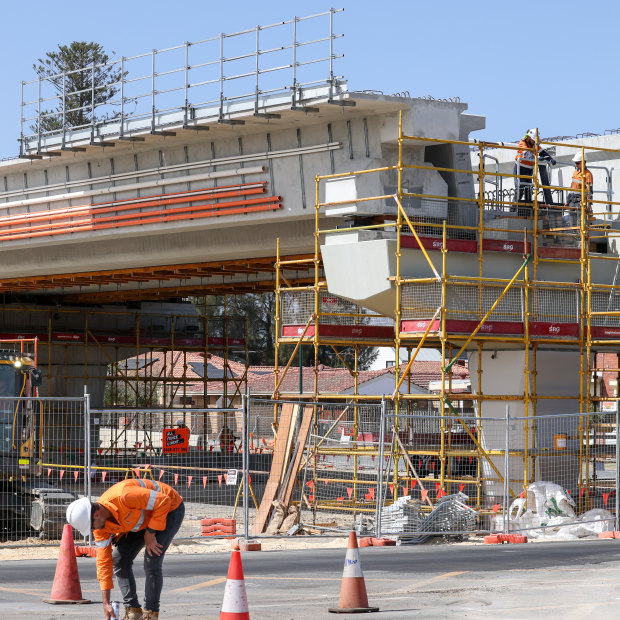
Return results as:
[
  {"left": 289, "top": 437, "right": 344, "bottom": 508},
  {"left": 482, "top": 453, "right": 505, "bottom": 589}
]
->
[
  {"left": 266, "top": 500, "right": 300, "bottom": 535},
  {"left": 378, "top": 492, "right": 478, "bottom": 544},
  {"left": 501, "top": 481, "right": 615, "bottom": 540}
]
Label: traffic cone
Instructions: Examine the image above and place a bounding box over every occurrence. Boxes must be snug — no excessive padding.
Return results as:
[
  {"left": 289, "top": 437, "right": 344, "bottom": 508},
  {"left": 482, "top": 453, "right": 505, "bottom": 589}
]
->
[
  {"left": 220, "top": 550, "right": 250, "bottom": 619},
  {"left": 328, "top": 531, "right": 379, "bottom": 614},
  {"left": 43, "top": 524, "right": 91, "bottom": 604}
]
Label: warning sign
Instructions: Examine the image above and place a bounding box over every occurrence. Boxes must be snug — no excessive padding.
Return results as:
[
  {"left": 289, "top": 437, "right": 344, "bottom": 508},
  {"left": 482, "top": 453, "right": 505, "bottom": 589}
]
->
[{"left": 162, "top": 428, "right": 190, "bottom": 454}]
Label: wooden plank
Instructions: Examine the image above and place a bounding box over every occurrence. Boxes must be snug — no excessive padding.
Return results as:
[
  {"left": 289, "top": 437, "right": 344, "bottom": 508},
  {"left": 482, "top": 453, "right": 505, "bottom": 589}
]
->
[
  {"left": 279, "top": 405, "right": 299, "bottom": 486},
  {"left": 252, "top": 402, "right": 296, "bottom": 534},
  {"left": 280, "top": 405, "right": 314, "bottom": 506}
]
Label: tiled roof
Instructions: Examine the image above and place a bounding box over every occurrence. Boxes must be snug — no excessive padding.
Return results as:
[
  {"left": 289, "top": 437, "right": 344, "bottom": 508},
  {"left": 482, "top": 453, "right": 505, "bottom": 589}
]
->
[{"left": 121, "top": 352, "right": 469, "bottom": 397}]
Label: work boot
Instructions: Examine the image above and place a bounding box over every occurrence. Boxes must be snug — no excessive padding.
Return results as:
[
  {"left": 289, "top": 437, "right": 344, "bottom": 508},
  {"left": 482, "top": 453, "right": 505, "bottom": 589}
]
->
[
  {"left": 139, "top": 612, "right": 159, "bottom": 620},
  {"left": 121, "top": 608, "right": 143, "bottom": 620}
]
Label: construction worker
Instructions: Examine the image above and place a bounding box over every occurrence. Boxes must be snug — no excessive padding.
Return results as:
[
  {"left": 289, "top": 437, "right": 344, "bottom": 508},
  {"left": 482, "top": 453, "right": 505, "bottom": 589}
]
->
[
  {"left": 66, "top": 478, "right": 184, "bottom": 620},
  {"left": 564, "top": 153, "right": 593, "bottom": 245},
  {"left": 514, "top": 128, "right": 557, "bottom": 215}
]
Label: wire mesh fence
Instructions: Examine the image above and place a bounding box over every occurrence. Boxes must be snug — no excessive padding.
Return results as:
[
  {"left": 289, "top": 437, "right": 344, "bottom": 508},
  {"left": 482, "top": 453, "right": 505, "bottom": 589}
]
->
[
  {"left": 3, "top": 395, "right": 618, "bottom": 546},
  {"left": 0, "top": 396, "right": 87, "bottom": 542},
  {"left": 91, "top": 406, "right": 260, "bottom": 542},
  {"left": 279, "top": 290, "right": 393, "bottom": 342}
]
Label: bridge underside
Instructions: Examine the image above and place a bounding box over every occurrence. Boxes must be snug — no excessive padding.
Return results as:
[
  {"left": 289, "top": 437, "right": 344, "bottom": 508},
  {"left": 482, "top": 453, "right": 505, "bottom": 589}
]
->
[{"left": 0, "top": 253, "right": 314, "bottom": 303}]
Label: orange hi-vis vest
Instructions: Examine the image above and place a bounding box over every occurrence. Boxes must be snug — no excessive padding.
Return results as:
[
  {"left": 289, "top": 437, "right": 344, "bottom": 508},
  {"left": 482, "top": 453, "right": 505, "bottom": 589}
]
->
[
  {"left": 571, "top": 167, "right": 593, "bottom": 192},
  {"left": 515, "top": 139, "right": 540, "bottom": 168},
  {"left": 93, "top": 478, "right": 182, "bottom": 590}
]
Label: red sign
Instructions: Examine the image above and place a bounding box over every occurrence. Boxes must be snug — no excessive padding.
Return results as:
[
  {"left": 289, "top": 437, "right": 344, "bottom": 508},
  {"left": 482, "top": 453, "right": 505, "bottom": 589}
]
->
[{"left": 162, "top": 428, "right": 190, "bottom": 454}]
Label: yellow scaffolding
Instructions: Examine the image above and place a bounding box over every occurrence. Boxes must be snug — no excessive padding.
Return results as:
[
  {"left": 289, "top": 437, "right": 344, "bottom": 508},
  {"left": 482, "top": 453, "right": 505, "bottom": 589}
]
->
[
  {"left": 275, "top": 115, "right": 620, "bottom": 515},
  {"left": 0, "top": 301, "right": 248, "bottom": 414}
]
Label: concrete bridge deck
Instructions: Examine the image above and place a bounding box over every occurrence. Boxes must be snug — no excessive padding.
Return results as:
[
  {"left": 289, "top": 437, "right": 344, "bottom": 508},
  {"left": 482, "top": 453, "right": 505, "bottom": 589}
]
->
[{"left": 0, "top": 87, "right": 482, "bottom": 302}]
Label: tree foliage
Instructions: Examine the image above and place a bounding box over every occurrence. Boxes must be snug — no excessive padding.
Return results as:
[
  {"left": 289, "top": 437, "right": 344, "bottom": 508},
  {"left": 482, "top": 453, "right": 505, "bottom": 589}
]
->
[
  {"left": 32, "top": 41, "right": 124, "bottom": 133},
  {"left": 193, "top": 293, "right": 378, "bottom": 370}
]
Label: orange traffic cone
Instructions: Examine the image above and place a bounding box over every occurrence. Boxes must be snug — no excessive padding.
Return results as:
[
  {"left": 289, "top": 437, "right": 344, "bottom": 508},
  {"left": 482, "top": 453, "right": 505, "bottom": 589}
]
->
[
  {"left": 220, "top": 550, "right": 250, "bottom": 619},
  {"left": 43, "top": 524, "right": 91, "bottom": 605},
  {"left": 328, "top": 531, "right": 379, "bottom": 614}
]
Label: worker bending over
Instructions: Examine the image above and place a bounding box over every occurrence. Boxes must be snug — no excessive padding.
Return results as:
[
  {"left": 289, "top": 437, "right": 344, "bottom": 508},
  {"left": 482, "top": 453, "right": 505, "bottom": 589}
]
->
[
  {"left": 514, "top": 128, "right": 556, "bottom": 215},
  {"left": 66, "top": 478, "right": 185, "bottom": 620}
]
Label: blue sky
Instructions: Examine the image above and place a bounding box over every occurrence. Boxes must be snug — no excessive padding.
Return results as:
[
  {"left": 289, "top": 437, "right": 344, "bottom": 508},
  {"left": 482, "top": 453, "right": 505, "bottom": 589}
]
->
[{"left": 1, "top": 0, "right": 617, "bottom": 157}]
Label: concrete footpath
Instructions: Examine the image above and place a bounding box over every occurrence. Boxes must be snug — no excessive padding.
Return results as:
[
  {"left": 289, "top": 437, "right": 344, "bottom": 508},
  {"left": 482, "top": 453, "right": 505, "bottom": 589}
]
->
[{"left": 1, "top": 539, "right": 619, "bottom": 619}]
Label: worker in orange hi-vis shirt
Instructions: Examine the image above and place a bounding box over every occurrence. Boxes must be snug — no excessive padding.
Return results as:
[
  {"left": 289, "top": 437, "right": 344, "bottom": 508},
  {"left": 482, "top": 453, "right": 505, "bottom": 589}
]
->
[
  {"left": 564, "top": 153, "right": 593, "bottom": 244},
  {"left": 66, "top": 478, "right": 184, "bottom": 620},
  {"left": 514, "top": 128, "right": 557, "bottom": 215}
]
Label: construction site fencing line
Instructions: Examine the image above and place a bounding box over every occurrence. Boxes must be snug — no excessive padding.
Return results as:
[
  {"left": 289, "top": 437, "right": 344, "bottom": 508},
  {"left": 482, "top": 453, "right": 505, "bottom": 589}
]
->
[{"left": 4, "top": 396, "right": 619, "bottom": 546}]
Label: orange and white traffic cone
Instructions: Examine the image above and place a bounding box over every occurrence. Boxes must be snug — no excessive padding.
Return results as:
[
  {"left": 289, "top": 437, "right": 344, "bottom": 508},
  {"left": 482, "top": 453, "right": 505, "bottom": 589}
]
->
[
  {"left": 220, "top": 550, "right": 250, "bottom": 619},
  {"left": 328, "top": 531, "right": 379, "bottom": 614},
  {"left": 43, "top": 524, "right": 91, "bottom": 605}
]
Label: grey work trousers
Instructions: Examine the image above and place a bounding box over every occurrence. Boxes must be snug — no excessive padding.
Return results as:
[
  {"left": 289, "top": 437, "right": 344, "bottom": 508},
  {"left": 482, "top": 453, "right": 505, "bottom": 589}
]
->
[{"left": 112, "top": 502, "right": 185, "bottom": 612}]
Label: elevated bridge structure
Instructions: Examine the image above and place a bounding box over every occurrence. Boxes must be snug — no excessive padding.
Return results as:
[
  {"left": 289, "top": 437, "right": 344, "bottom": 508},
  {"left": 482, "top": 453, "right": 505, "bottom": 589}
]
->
[
  {"left": 0, "top": 9, "right": 487, "bottom": 408},
  {"left": 1, "top": 9, "right": 619, "bottom": 525}
]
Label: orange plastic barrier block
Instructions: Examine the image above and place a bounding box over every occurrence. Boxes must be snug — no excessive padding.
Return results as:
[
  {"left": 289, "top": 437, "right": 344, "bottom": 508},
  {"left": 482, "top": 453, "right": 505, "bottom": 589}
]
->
[
  {"left": 484, "top": 535, "right": 501, "bottom": 544},
  {"left": 201, "top": 524, "right": 236, "bottom": 533},
  {"left": 485, "top": 534, "right": 527, "bottom": 544},
  {"left": 358, "top": 537, "right": 373, "bottom": 548},
  {"left": 200, "top": 518, "right": 236, "bottom": 537},
  {"left": 371, "top": 538, "right": 396, "bottom": 546},
  {"left": 599, "top": 531, "right": 617, "bottom": 539},
  {"left": 201, "top": 518, "right": 236, "bottom": 527},
  {"left": 74, "top": 546, "right": 97, "bottom": 557},
  {"left": 506, "top": 534, "right": 528, "bottom": 544}
]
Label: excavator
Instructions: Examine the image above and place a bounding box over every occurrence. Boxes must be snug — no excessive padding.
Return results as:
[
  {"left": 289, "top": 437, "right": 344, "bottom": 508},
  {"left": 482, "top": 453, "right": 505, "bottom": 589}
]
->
[{"left": 0, "top": 339, "right": 76, "bottom": 539}]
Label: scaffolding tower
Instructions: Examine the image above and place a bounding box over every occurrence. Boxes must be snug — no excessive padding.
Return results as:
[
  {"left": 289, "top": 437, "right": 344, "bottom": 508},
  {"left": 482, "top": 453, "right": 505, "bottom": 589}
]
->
[{"left": 275, "top": 113, "right": 620, "bottom": 516}]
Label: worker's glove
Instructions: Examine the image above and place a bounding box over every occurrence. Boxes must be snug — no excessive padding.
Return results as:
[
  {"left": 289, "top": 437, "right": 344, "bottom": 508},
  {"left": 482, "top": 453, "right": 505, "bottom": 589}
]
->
[{"left": 550, "top": 158, "right": 557, "bottom": 165}]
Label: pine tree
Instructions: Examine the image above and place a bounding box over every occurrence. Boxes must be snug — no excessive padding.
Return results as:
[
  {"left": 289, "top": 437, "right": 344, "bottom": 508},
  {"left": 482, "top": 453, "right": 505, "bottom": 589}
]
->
[{"left": 32, "top": 41, "right": 124, "bottom": 133}]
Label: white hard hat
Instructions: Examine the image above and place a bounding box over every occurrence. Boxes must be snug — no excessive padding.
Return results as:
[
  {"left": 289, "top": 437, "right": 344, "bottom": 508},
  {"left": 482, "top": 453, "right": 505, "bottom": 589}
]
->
[
  {"left": 66, "top": 497, "right": 92, "bottom": 536},
  {"left": 525, "top": 128, "right": 538, "bottom": 140},
  {"left": 573, "top": 153, "right": 586, "bottom": 163}
]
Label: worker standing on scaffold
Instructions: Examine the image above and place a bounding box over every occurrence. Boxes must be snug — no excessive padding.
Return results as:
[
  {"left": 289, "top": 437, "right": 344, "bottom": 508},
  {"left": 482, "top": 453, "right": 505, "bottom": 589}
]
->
[
  {"left": 564, "top": 153, "right": 593, "bottom": 246},
  {"left": 514, "top": 128, "right": 556, "bottom": 216}
]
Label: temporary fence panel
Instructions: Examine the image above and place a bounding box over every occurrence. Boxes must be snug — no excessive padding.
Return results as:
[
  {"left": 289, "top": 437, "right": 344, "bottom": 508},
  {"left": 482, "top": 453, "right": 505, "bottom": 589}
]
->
[
  {"left": 503, "top": 411, "right": 618, "bottom": 539},
  {"left": 92, "top": 405, "right": 255, "bottom": 540},
  {"left": 306, "top": 401, "right": 381, "bottom": 531},
  {"left": 376, "top": 410, "right": 491, "bottom": 540},
  {"left": 6, "top": 396, "right": 617, "bottom": 546},
  {"left": 247, "top": 399, "right": 382, "bottom": 536},
  {"left": 0, "top": 396, "right": 88, "bottom": 543}
]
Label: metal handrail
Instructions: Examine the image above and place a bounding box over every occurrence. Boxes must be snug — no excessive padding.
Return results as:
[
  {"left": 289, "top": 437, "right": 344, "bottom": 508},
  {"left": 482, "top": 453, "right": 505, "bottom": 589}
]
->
[{"left": 20, "top": 9, "right": 344, "bottom": 155}]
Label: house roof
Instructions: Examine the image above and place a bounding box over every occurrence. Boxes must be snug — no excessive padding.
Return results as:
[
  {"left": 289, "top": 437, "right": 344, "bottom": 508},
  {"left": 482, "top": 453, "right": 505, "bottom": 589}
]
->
[{"left": 124, "top": 352, "right": 469, "bottom": 397}]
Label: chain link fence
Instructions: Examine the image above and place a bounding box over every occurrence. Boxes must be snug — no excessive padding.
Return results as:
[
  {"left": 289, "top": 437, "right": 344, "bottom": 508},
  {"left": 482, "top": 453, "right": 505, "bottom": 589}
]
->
[
  {"left": 3, "top": 395, "right": 618, "bottom": 546},
  {"left": 0, "top": 396, "right": 88, "bottom": 542}
]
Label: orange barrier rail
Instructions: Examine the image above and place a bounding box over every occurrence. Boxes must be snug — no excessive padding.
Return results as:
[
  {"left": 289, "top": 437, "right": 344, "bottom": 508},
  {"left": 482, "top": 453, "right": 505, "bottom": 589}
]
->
[
  {"left": 0, "top": 183, "right": 283, "bottom": 242},
  {"left": 0, "top": 182, "right": 267, "bottom": 229}
]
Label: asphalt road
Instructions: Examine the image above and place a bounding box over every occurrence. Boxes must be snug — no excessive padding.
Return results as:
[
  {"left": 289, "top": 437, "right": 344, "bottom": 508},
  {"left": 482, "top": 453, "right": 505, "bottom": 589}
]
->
[{"left": 1, "top": 539, "right": 620, "bottom": 619}]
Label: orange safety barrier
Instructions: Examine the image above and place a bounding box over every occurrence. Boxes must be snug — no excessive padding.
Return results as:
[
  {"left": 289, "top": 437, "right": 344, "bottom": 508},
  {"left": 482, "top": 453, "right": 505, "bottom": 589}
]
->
[
  {"left": 0, "top": 197, "right": 282, "bottom": 242},
  {"left": 484, "top": 533, "right": 528, "bottom": 544},
  {"left": 201, "top": 518, "right": 237, "bottom": 538},
  {"left": 75, "top": 545, "right": 97, "bottom": 558}
]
